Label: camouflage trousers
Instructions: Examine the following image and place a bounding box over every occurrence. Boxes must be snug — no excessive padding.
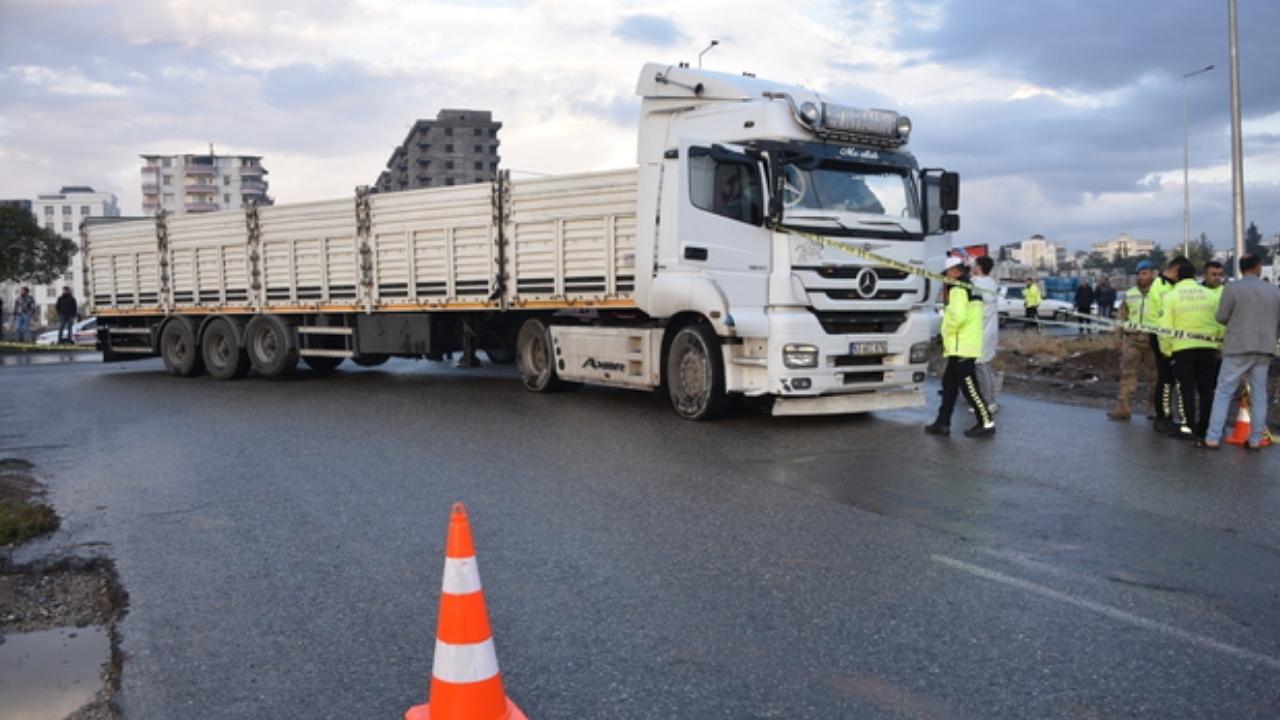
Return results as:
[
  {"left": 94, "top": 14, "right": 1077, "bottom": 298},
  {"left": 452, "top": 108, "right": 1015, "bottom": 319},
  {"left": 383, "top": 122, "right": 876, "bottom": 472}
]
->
[{"left": 1116, "top": 333, "right": 1157, "bottom": 413}]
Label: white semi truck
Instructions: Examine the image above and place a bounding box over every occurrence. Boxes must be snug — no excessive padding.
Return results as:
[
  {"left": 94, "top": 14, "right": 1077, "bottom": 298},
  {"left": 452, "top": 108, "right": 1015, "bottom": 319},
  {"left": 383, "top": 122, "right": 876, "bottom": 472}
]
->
[{"left": 85, "top": 62, "right": 960, "bottom": 420}]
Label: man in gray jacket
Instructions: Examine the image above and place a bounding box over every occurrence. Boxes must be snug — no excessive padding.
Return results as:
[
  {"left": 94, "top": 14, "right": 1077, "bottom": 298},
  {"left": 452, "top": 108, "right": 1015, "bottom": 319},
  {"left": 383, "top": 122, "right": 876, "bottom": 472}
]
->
[{"left": 1202, "top": 254, "right": 1280, "bottom": 449}]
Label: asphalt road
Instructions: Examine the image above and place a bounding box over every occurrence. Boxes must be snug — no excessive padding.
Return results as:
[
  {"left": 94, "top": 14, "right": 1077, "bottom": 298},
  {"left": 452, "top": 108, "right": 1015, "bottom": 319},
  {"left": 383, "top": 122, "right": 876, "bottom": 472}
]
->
[{"left": 4, "top": 355, "right": 1279, "bottom": 719}]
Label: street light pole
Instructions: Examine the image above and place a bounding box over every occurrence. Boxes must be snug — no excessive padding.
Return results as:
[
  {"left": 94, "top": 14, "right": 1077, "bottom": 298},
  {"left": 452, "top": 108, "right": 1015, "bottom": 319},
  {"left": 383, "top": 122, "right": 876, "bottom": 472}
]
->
[
  {"left": 1181, "top": 64, "right": 1213, "bottom": 258},
  {"left": 1228, "top": 0, "right": 1246, "bottom": 274},
  {"left": 698, "top": 40, "right": 719, "bottom": 69}
]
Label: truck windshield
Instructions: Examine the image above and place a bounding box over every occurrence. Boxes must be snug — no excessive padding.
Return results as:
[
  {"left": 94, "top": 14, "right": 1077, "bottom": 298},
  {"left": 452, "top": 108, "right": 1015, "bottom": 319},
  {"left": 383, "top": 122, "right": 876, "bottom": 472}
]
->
[{"left": 782, "top": 162, "right": 917, "bottom": 220}]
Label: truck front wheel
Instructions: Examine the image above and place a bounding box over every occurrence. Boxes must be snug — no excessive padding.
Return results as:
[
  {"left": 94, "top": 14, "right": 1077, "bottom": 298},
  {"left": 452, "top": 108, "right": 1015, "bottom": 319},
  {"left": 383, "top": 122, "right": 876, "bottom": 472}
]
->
[
  {"left": 665, "top": 324, "right": 728, "bottom": 420},
  {"left": 516, "top": 318, "right": 569, "bottom": 392}
]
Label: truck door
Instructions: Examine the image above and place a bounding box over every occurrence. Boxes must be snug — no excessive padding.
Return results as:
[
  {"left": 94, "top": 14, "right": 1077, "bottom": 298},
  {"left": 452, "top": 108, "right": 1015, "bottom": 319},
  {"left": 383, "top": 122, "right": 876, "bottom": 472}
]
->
[{"left": 676, "top": 141, "right": 771, "bottom": 312}]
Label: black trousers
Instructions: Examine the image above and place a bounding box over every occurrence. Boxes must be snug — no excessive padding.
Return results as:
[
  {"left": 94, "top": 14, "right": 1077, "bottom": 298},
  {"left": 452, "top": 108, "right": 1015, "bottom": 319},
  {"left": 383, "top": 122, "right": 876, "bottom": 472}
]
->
[
  {"left": 936, "top": 356, "right": 992, "bottom": 427},
  {"left": 1153, "top": 336, "right": 1175, "bottom": 421},
  {"left": 1171, "top": 348, "right": 1220, "bottom": 437}
]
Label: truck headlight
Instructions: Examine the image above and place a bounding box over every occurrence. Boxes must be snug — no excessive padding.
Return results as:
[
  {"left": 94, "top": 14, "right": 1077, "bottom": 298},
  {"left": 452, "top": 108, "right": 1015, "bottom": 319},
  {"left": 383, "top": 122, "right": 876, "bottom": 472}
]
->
[
  {"left": 783, "top": 343, "right": 819, "bottom": 368},
  {"left": 909, "top": 341, "right": 931, "bottom": 364}
]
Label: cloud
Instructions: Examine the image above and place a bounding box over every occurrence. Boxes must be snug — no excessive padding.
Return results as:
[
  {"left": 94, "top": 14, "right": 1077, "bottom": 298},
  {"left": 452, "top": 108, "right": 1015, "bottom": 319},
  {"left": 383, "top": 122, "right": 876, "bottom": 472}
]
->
[
  {"left": 613, "top": 15, "right": 688, "bottom": 47},
  {"left": 5, "top": 65, "right": 127, "bottom": 96}
]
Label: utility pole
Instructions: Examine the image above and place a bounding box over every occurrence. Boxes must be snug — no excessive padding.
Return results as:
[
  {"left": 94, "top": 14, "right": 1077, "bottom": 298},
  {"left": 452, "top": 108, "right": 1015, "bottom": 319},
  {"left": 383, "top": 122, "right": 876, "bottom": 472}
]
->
[
  {"left": 1181, "top": 65, "right": 1213, "bottom": 258},
  {"left": 1228, "top": 0, "right": 1246, "bottom": 274}
]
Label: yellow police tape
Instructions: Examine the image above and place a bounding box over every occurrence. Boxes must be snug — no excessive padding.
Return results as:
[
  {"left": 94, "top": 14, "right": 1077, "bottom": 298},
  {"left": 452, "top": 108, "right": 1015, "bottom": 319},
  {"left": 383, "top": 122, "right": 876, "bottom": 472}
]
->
[{"left": 775, "top": 226, "right": 1280, "bottom": 353}]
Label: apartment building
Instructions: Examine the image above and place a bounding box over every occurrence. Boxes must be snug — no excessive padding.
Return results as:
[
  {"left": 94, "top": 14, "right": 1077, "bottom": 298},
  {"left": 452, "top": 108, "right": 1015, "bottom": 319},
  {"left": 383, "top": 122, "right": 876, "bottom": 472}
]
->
[
  {"left": 140, "top": 151, "right": 271, "bottom": 215},
  {"left": 1, "top": 187, "right": 120, "bottom": 324},
  {"left": 374, "top": 109, "right": 501, "bottom": 193}
]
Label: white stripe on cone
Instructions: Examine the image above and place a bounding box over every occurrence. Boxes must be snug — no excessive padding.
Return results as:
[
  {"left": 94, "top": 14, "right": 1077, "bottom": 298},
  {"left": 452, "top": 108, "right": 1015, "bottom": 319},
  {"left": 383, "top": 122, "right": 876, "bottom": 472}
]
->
[
  {"left": 432, "top": 638, "right": 501, "bottom": 684},
  {"left": 441, "top": 556, "right": 483, "bottom": 595}
]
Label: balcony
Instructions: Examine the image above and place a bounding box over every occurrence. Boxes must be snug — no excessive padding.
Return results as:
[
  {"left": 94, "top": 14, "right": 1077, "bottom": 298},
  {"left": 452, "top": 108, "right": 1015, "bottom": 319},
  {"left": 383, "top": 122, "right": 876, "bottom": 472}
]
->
[
  {"left": 140, "top": 165, "right": 162, "bottom": 175},
  {"left": 185, "top": 185, "right": 217, "bottom": 195},
  {"left": 185, "top": 165, "right": 217, "bottom": 176},
  {"left": 240, "top": 180, "right": 268, "bottom": 192},
  {"left": 142, "top": 183, "right": 158, "bottom": 192},
  {"left": 239, "top": 165, "right": 267, "bottom": 176},
  {"left": 185, "top": 201, "right": 219, "bottom": 212}
]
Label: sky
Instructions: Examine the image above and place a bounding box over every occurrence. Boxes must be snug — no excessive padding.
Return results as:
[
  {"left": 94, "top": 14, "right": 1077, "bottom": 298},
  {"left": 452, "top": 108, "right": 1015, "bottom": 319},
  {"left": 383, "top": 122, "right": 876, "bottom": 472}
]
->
[{"left": 2, "top": 0, "right": 1279, "bottom": 255}]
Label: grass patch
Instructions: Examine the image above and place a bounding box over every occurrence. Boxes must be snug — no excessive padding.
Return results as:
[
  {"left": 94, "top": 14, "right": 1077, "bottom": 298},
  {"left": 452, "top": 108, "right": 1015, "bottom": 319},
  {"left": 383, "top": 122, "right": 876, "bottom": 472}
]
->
[{"left": 0, "top": 497, "right": 59, "bottom": 545}]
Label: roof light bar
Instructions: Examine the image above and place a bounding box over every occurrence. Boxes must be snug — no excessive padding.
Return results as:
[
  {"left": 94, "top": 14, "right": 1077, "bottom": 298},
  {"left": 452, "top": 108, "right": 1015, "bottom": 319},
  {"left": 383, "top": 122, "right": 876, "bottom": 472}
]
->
[{"left": 767, "top": 93, "right": 911, "bottom": 148}]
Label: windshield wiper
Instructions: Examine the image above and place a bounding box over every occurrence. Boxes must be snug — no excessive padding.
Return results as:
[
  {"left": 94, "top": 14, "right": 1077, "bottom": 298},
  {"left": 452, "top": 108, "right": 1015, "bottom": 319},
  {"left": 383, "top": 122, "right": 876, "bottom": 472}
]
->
[
  {"left": 858, "top": 218, "right": 914, "bottom": 236},
  {"left": 786, "top": 214, "right": 842, "bottom": 222}
]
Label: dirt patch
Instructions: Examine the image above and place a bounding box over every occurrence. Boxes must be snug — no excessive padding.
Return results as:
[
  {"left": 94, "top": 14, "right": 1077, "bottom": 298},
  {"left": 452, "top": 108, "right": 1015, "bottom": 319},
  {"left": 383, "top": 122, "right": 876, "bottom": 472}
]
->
[
  {"left": 992, "top": 329, "right": 1280, "bottom": 424},
  {"left": 1, "top": 461, "right": 127, "bottom": 720}
]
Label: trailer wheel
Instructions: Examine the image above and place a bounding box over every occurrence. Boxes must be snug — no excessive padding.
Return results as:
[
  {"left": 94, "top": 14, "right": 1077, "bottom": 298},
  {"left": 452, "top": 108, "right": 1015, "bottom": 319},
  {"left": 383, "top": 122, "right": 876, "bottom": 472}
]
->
[
  {"left": 302, "top": 355, "right": 345, "bottom": 373},
  {"left": 160, "top": 317, "right": 204, "bottom": 377},
  {"left": 202, "top": 318, "right": 250, "bottom": 380},
  {"left": 516, "top": 318, "right": 570, "bottom": 392},
  {"left": 246, "top": 315, "right": 297, "bottom": 378},
  {"left": 666, "top": 324, "right": 728, "bottom": 420},
  {"left": 352, "top": 353, "right": 389, "bottom": 367}
]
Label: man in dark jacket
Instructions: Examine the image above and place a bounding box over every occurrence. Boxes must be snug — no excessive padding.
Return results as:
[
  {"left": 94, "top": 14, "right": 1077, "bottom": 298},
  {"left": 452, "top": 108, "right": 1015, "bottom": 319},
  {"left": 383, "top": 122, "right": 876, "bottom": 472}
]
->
[
  {"left": 56, "top": 286, "right": 78, "bottom": 343},
  {"left": 1096, "top": 278, "right": 1117, "bottom": 320},
  {"left": 1074, "top": 280, "right": 1095, "bottom": 333}
]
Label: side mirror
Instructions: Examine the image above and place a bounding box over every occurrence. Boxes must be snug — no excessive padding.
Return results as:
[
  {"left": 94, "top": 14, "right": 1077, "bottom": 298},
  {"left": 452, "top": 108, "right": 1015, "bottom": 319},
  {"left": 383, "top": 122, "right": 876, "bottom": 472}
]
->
[
  {"left": 920, "top": 169, "right": 961, "bottom": 235},
  {"left": 940, "top": 171, "right": 959, "bottom": 212}
]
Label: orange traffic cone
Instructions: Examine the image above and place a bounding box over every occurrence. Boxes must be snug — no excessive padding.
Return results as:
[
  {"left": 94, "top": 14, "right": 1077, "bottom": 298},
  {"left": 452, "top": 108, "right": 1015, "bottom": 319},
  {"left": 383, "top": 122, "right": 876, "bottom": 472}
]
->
[
  {"left": 1225, "top": 390, "right": 1271, "bottom": 447},
  {"left": 405, "top": 503, "right": 528, "bottom": 720}
]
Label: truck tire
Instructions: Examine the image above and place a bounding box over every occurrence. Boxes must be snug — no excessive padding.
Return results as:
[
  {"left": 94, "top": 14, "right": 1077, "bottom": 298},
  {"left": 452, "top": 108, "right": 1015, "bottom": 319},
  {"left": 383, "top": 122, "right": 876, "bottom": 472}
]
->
[
  {"left": 352, "top": 353, "right": 390, "bottom": 367},
  {"left": 665, "top": 324, "right": 728, "bottom": 420},
  {"left": 302, "top": 355, "right": 345, "bottom": 373},
  {"left": 516, "top": 318, "right": 570, "bottom": 392},
  {"left": 201, "top": 318, "right": 250, "bottom": 380},
  {"left": 246, "top": 315, "right": 297, "bottom": 378},
  {"left": 160, "top": 317, "right": 204, "bottom": 377}
]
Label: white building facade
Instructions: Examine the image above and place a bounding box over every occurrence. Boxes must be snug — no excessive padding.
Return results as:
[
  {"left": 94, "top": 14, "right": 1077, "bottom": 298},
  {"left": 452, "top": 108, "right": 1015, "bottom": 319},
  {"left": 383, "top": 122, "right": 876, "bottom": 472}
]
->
[
  {"left": 140, "top": 152, "right": 271, "bottom": 215},
  {"left": 1013, "top": 234, "right": 1067, "bottom": 271},
  {"left": 2, "top": 186, "right": 120, "bottom": 325},
  {"left": 1092, "top": 233, "right": 1155, "bottom": 261}
]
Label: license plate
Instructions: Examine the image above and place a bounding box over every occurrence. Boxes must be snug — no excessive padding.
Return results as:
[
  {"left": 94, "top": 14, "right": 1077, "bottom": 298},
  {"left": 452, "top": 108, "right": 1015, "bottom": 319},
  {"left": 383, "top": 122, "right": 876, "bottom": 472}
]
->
[{"left": 849, "top": 341, "right": 887, "bottom": 356}]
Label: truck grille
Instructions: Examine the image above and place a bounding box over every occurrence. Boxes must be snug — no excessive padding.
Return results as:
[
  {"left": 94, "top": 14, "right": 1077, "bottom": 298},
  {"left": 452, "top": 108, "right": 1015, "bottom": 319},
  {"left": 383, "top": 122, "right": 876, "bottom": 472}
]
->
[
  {"left": 796, "top": 265, "right": 910, "bottom": 281},
  {"left": 811, "top": 311, "right": 906, "bottom": 335}
]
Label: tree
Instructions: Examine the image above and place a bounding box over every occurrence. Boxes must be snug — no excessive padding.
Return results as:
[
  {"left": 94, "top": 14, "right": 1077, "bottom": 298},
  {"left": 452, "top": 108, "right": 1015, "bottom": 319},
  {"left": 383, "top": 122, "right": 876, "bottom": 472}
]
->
[
  {"left": 1244, "top": 221, "right": 1265, "bottom": 259},
  {"left": 1187, "top": 232, "right": 1214, "bottom": 268},
  {"left": 0, "top": 206, "right": 77, "bottom": 284},
  {"left": 1084, "top": 251, "right": 1109, "bottom": 269},
  {"left": 1146, "top": 245, "right": 1168, "bottom": 270}
]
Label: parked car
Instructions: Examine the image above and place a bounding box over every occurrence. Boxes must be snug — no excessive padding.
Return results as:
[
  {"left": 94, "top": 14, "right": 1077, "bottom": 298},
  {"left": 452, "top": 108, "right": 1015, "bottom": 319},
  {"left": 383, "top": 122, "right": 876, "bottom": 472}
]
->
[
  {"left": 35, "top": 317, "right": 97, "bottom": 346},
  {"left": 995, "top": 286, "right": 1074, "bottom": 325}
]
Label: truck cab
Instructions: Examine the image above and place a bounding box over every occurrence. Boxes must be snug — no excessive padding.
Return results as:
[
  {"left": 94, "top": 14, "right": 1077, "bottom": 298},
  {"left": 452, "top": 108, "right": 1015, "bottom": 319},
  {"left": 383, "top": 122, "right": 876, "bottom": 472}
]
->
[{"left": 629, "top": 62, "right": 959, "bottom": 416}]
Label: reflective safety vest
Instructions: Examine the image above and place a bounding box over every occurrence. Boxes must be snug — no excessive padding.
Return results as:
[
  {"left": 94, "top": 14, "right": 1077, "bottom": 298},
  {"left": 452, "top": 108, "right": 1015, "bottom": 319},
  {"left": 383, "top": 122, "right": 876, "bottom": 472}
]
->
[
  {"left": 1150, "top": 275, "right": 1177, "bottom": 356},
  {"left": 1023, "top": 284, "right": 1042, "bottom": 308},
  {"left": 1159, "top": 279, "right": 1223, "bottom": 353},
  {"left": 1121, "top": 285, "right": 1161, "bottom": 328},
  {"left": 943, "top": 286, "right": 984, "bottom": 358}
]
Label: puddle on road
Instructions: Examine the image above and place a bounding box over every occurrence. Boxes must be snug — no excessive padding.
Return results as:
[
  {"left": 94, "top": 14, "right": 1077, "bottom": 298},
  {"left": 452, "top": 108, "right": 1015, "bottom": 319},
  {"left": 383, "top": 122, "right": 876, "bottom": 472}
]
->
[
  {"left": 0, "top": 352, "right": 102, "bottom": 367},
  {"left": 0, "top": 625, "right": 110, "bottom": 719}
]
